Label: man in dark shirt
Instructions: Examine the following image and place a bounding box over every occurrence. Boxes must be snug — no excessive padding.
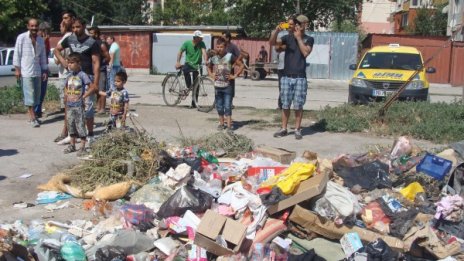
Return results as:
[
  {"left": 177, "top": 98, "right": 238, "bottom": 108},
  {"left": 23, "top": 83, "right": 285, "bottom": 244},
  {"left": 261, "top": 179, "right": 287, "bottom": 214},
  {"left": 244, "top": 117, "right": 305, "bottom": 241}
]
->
[
  {"left": 55, "top": 17, "right": 100, "bottom": 146},
  {"left": 269, "top": 14, "right": 314, "bottom": 140},
  {"left": 258, "top": 46, "right": 268, "bottom": 62}
]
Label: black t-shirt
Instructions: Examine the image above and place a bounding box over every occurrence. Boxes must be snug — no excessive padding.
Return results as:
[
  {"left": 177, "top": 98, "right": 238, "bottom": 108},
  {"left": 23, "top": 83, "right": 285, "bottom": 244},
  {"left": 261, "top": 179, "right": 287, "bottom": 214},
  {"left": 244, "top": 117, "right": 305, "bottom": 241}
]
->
[
  {"left": 281, "top": 33, "right": 314, "bottom": 76},
  {"left": 61, "top": 34, "right": 100, "bottom": 75}
]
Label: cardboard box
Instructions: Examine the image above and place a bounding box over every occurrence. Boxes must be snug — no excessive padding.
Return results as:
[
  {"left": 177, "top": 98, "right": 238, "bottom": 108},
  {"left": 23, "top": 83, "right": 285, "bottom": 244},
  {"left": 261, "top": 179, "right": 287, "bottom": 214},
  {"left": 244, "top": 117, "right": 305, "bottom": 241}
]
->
[
  {"left": 255, "top": 146, "right": 296, "bottom": 164},
  {"left": 194, "top": 210, "right": 247, "bottom": 256},
  {"left": 289, "top": 205, "right": 405, "bottom": 252},
  {"left": 267, "top": 173, "right": 329, "bottom": 215}
]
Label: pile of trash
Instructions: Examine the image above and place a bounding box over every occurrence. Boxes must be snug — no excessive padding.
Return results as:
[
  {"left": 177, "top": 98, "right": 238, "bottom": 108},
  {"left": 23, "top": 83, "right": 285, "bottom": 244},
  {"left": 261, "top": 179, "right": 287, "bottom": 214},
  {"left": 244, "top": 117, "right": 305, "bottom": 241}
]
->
[{"left": 1, "top": 135, "right": 464, "bottom": 261}]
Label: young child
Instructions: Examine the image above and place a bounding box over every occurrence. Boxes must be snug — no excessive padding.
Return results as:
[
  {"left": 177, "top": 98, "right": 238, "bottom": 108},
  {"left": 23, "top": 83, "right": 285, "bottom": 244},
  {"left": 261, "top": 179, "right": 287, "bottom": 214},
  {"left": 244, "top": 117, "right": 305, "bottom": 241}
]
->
[
  {"left": 63, "top": 53, "right": 92, "bottom": 155},
  {"left": 207, "top": 38, "right": 244, "bottom": 134},
  {"left": 99, "top": 71, "right": 129, "bottom": 129}
]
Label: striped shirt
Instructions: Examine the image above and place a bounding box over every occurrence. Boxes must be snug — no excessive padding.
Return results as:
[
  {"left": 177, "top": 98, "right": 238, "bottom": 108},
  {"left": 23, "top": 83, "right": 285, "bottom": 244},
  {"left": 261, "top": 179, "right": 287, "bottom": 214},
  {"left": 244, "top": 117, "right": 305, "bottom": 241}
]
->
[{"left": 13, "top": 31, "right": 48, "bottom": 77}]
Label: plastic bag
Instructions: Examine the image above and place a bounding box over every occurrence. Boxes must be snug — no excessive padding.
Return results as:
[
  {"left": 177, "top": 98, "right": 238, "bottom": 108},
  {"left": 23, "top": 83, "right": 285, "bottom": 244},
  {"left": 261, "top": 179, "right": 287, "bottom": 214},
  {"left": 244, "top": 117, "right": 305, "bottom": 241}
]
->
[
  {"left": 400, "top": 182, "right": 425, "bottom": 201},
  {"left": 259, "top": 163, "right": 316, "bottom": 195},
  {"left": 61, "top": 241, "right": 86, "bottom": 261},
  {"left": 348, "top": 238, "right": 398, "bottom": 261},
  {"left": 361, "top": 201, "right": 391, "bottom": 234},
  {"left": 335, "top": 160, "right": 392, "bottom": 190},
  {"left": 390, "top": 136, "right": 412, "bottom": 159},
  {"left": 156, "top": 185, "right": 213, "bottom": 219},
  {"left": 95, "top": 246, "right": 126, "bottom": 261}
]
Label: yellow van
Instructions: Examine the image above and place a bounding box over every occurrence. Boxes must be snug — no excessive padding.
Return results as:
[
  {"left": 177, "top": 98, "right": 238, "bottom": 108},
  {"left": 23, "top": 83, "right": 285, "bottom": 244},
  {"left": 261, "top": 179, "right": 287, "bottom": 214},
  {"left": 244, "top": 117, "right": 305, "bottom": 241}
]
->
[{"left": 348, "top": 44, "right": 436, "bottom": 104}]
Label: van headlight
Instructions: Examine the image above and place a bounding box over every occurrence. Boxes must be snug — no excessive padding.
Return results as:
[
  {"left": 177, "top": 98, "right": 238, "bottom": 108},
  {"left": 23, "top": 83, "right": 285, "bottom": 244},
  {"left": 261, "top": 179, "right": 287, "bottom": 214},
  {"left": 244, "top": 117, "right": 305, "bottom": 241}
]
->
[
  {"left": 351, "top": 78, "right": 367, "bottom": 88},
  {"left": 406, "top": 80, "right": 424, "bottom": 90}
]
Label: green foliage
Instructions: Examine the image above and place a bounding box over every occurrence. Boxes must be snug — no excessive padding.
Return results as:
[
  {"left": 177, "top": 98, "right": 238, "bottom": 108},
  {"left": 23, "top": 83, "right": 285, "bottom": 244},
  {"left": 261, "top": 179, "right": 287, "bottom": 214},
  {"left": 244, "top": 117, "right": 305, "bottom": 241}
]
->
[
  {"left": 412, "top": 3, "right": 448, "bottom": 36},
  {"left": 0, "top": 0, "right": 48, "bottom": 44},
  {"left": 0, "top": 84, "right": 26, "bottom": 114},
  {"left": 0, "top": 83, "right": 60, "bottom": 114},
  {"left": 315, "top": 102, "right": 464, "bottom": 143},
  {"left": 152, "top": 0, "right": 229, "bottom": 25}
]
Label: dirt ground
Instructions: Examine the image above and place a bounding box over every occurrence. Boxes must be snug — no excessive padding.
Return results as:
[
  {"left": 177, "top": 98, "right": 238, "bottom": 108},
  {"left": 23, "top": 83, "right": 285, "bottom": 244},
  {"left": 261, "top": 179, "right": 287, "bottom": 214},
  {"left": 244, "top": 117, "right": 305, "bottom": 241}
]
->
[{"left": 1, "top": 74, "right": 448, "bottom": 223}]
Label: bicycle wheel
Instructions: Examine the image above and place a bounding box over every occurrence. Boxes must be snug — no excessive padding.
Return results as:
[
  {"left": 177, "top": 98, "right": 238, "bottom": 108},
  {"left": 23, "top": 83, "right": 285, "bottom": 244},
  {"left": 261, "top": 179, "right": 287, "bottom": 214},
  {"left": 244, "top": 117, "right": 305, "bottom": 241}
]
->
[
  {"left": 162, "top": 74, "right": 182, "bottom": 106},
  {"left": 193, "top": 76, "right": 215, "bottom": 112}
]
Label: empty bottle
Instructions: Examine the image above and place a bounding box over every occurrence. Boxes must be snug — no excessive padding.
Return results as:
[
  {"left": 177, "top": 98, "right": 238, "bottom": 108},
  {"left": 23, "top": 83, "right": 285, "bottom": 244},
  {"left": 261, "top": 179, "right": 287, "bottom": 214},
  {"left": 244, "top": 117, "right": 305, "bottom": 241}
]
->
[{"left": 197, "top": 149, "right": 219, "bottom": 163}]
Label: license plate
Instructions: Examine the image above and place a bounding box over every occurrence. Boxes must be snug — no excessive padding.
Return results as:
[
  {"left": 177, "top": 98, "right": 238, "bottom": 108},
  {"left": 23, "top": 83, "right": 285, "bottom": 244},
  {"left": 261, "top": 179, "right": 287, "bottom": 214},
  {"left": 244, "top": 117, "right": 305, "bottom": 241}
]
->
[{"left": 372, "top": 90, "right": 394, "bottom": 97}]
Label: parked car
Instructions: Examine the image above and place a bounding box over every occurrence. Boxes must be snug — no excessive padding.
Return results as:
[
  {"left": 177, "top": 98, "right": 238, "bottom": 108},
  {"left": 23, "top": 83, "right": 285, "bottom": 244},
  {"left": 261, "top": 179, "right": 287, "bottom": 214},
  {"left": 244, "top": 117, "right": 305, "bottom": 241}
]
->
[
  {"left": 1, "top": 47, "right": 59, "bottom": 77},
  {"left": 0, "top": 47, "right": 15, "bottom": 76},
  {"left": 48, "top": 48, "right": 59, "bottom": 77},
  {"left": 348, "top": 44, "right": 436, "bottom": 104}
]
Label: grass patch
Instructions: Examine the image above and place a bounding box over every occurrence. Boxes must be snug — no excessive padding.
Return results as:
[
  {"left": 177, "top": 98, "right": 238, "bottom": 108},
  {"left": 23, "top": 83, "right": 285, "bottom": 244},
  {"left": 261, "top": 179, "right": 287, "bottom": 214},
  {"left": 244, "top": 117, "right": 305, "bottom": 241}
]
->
[
  {"left": 0, "top": 83, "right": 60, "bottom": 114},
  {"left": 315, "top": 101, "right": 464, "bottom": 143},
  {"left": 178, "top": 132, "right": 254, "bottom": 157}
]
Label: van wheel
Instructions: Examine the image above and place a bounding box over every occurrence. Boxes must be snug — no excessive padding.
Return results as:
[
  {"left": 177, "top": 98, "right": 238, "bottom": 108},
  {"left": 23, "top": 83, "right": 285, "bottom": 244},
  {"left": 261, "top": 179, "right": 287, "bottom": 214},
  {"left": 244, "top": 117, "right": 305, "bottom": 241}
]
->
[{"left": 251, "top": 71, "right": 260, "bottom": 81}]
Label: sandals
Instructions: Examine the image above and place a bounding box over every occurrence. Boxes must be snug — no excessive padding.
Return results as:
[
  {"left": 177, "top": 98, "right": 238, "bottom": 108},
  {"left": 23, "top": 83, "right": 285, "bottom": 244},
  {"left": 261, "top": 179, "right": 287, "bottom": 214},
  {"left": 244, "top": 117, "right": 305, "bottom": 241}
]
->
[{"left": 63, "top": 145, "right": 77, "bottom": 154}]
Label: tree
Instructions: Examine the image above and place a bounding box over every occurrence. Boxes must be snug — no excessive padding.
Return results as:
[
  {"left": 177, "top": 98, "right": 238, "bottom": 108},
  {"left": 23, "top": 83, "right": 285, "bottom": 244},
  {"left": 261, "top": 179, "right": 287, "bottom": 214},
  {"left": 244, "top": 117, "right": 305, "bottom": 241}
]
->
[
  {"left": 0, "top": 0, "right": 48, "bottom": 44},
  {"left": 227, "top": 0, "right": 362, "bottom": 37},
  {"left": 151, "top": 0, "right": 229, "bottom": 25},
  {"left": 411, "top": 3, "right": 448, "bottom": 36}
]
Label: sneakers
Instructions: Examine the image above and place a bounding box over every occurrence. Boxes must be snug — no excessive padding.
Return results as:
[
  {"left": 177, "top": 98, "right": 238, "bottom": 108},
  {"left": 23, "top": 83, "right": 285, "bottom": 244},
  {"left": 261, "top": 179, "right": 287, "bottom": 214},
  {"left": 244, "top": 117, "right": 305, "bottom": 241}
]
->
[
  {"left": 87, "top": 136, "right": 95, "bottom": 147},
  {"left": 31, "top": 119, "right": 40, "bottom": 128},
  {"left": 295, "top": 128, "right": 303, "bottom": 140},
  {"left": 54, "top": 133, "right": 67, "bottom": 142},
  {"left": 273, "top": 128, "right": 288, "bottom": 138},
  {"left": 57, "top": 135, "right": 71, "bottom": 145}
]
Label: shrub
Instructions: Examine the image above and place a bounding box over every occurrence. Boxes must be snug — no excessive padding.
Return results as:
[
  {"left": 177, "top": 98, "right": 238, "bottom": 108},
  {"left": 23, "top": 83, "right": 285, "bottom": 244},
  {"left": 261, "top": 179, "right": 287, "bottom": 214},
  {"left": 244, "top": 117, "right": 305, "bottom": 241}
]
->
[{"left": 0, "top": 83, "right": 60, "bottom": 114}]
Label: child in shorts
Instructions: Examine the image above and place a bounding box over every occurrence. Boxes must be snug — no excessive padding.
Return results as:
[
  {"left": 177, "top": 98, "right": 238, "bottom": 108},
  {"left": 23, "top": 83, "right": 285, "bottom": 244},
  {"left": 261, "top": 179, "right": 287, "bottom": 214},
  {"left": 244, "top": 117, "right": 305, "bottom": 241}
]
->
[
  {"left": 207, "top": 37, "right": 244, "bottom": 134},
  {"left": 63, "top": 53, "right": 92, "bottom": 155},
  {"left": 99, "top": 71, "right": 129, "bottom": 129}
]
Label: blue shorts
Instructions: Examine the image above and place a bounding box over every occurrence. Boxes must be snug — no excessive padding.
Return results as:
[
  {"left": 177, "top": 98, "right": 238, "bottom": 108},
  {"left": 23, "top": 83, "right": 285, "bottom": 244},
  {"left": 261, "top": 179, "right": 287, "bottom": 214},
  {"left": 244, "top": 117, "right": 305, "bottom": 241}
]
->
[
  {"left": 22, "top": 77, "right": 41, "bottom": 106},
  {"left": 280, "top": 76, "right": 308, "bottom": 110}
]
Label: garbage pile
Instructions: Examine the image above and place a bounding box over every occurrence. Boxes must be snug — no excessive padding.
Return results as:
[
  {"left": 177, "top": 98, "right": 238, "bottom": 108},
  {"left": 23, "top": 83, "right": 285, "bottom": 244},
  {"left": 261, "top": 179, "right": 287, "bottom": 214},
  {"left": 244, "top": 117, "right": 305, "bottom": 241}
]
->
[{"left": 1, "top": 135, "right": 464, "bottom": 261}]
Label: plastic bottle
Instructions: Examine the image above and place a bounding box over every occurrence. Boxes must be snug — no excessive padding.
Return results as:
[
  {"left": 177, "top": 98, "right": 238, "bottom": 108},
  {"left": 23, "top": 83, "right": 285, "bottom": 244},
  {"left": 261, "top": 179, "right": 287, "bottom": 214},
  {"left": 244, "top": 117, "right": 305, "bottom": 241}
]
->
[
  {"left": 208, "top": 173, "right": 223, "bottom": 198},
  {"left": 197, "top": 149, "right": 219, "bottom": 163},
  {"left": 251, "top": 243, "right": 264, "bottom": 261}
]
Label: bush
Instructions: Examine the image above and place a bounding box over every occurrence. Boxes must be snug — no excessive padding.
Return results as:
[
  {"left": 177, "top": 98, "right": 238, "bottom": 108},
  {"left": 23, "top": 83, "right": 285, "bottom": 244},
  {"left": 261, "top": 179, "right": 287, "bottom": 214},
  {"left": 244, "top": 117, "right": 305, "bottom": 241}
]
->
[
  {"left": 315, "top": 101, "right": 464, "bottom": 143},
  {"left": 0, "top": 83, "right": 60, "bottom": 115}
]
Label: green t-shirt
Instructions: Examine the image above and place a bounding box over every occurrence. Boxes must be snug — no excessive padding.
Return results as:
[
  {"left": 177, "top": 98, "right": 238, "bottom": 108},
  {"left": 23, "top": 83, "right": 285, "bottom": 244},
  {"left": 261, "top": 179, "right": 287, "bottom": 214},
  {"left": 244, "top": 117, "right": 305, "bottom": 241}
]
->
[{"left": 180, "top": 40, "right": 206, "bottom": 69}]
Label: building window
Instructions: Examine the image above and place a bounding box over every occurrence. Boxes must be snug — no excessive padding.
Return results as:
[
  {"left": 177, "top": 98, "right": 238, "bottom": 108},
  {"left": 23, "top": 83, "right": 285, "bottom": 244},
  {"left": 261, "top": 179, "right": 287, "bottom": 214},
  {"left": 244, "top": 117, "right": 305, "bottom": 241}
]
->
[
  {"left": 401, "top": 13, "right": 409, "bottom": 28},
  {"left": 411, "top": 0, "right": 422, "bottom": 7}
]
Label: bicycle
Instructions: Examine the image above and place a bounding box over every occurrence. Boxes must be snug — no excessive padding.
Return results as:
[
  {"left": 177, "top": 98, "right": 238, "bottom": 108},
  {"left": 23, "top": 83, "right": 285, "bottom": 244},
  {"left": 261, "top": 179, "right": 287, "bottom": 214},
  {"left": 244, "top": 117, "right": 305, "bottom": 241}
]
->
[{"left": 162, "top": 66, "right": 215, "bottom": 112}]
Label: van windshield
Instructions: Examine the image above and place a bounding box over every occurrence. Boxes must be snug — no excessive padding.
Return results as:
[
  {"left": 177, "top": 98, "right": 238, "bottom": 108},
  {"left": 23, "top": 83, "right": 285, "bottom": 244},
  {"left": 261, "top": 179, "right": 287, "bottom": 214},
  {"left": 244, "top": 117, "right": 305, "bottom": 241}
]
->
[{"left": 360, "top": 52, "right": 422, "bottom": 70}]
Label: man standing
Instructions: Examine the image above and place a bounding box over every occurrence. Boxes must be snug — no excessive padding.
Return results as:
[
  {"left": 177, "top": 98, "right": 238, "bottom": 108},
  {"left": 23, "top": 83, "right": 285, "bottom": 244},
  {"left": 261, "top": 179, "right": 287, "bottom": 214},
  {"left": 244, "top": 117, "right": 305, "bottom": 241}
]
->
[
  {"left": 272, "top": 17, "right": 295, "bottom": 110},
  {"left": 34, "top": 21, "right": 51, "bottom": 119},
  {"left": 55, "top": 17, "right": 100, "bottom": 145},
  {"left": 175, "top": 30, "right": 207, "bottom": 108},
  {"left": 13, "top": 18, "right": 48, "bottom": 128},
  {"left": 270, "top": 15, "right": 314, "bottom": 140},
  {"left": 257, "top": 45, "right": 268, "bottom": 62},
  {"left": 89, "top": 26, "right": 111, "bottom": 114},
  {"left": 106, "top": 36, "right": 121, "bottom": 91},
  {"left": 222, "top": 32, "right": 241, "bottom": 107}
]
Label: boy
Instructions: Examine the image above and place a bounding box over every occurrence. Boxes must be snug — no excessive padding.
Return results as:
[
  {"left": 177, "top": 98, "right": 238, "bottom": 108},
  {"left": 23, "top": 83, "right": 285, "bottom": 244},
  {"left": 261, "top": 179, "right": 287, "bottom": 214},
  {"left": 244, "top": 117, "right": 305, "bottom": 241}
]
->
[
  {"left": 63, "top": 53, "right": 92, "bottom": 155},
  {"left": 207, "top": 38, "right": 244, "bottom": 134},
  {"left": 99, "top": 71, "right": 129, "bottom": 129}
]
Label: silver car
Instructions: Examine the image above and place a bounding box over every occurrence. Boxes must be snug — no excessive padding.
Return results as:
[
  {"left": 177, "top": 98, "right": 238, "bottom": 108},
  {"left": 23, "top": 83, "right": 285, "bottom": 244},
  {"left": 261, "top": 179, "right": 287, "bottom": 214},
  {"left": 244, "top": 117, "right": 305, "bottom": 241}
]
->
[{"left": 48, "top": 48, "right": 59, "bottom": 77}]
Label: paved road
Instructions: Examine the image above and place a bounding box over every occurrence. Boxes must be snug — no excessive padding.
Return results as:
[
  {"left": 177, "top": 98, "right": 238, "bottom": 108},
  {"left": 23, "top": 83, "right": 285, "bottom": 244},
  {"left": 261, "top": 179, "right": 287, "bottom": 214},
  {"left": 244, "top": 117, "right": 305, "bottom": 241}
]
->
[{"left": 118, "top": 74, "right": 464, "bottom": 110}]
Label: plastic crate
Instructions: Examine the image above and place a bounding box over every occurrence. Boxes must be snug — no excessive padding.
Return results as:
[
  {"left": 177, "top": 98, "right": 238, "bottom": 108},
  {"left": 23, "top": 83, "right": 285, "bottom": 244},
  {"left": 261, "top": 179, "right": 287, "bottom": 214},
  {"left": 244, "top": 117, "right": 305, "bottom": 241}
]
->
[{"left": 416, "top": 153, "right": 452, "bottom": 181}]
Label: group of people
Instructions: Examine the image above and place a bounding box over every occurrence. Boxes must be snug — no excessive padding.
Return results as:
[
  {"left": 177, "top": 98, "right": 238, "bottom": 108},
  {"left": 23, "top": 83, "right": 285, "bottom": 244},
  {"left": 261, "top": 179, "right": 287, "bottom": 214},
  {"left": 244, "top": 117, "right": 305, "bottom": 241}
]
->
[
  {"left": 13, "top": 10, "right": 129, "bottom": 155},
  {"left": 14, "top": 10, "right": 314, "bottom": 155},
  {"left": 177, "top": 14, "right": 314, "bottom": 139}
]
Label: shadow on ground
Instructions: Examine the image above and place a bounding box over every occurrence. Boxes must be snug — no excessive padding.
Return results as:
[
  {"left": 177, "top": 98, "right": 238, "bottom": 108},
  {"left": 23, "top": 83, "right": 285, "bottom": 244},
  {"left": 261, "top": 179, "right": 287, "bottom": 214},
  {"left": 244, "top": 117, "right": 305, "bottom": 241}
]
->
[{"left": 0, "top": 149, "right": 18, "bottom": 157}]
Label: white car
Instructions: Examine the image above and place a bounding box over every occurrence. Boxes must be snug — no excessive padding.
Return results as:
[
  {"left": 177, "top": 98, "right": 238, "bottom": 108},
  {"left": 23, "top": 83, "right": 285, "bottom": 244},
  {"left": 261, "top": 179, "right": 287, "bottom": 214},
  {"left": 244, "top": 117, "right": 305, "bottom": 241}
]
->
[
  {"left": 0, "top": 47, "right": 59, "bottom": 77},
  {"left": 0, "top": 47, "right": 15, "bottom": 76},
  {"left": 48, "top": 48, "right": 59, "bottom": 77}
]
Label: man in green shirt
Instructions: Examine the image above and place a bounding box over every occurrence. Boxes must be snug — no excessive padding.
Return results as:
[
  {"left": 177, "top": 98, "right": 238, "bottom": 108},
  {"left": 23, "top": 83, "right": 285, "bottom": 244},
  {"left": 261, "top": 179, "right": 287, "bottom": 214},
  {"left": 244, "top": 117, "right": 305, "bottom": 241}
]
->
[{"left": 175, "top": 30, "right": 207, "bottom": 108}]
